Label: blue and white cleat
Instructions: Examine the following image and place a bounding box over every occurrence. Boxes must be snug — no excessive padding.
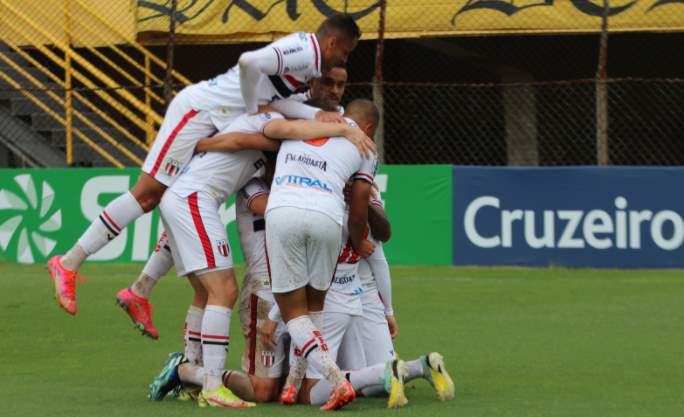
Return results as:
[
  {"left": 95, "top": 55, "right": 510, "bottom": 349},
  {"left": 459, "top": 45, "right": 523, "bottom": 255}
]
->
[{"left": 148, "top": 352, "right": 185, "bottom": 401}]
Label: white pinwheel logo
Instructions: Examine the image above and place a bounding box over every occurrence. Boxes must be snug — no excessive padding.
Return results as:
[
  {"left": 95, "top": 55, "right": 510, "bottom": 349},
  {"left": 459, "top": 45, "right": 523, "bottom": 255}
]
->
[{"left": 0, "top": 174, "right": 61, "bottom": 264}]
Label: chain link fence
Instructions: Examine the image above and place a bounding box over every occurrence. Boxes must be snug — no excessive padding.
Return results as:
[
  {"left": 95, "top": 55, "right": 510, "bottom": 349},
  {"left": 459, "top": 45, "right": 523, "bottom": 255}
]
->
[{"left": 1, "top": 1, "right": 684, "bottom": 167}]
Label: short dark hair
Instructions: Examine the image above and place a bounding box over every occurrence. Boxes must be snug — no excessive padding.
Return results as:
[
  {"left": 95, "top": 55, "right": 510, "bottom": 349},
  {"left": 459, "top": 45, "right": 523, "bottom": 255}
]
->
[
  {"left": 317, "top": 14, "right": 361, "bottom": 42},
  {"left": 345, "top": 99, "right": 379, "bottom": 127}
]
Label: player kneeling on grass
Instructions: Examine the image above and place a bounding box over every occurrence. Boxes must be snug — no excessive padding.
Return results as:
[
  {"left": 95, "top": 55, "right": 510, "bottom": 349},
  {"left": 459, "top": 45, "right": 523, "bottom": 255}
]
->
[{"left": 145, "top": 110, "right": 374, "bottom": 408}]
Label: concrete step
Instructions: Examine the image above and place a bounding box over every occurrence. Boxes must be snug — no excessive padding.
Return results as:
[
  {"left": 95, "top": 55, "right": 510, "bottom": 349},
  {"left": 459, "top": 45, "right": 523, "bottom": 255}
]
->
[
  {"left": 0, "top": 81, "right": 61, "bottom": 99},
  {"left": 9, "top": 96, "right": 89, "bottom": 115},
  {"left": 46, "top": 127, "right": 147, "bottom": 158},
  {"left": 31, "top": 111, "right": 112, "bottom": 129}
]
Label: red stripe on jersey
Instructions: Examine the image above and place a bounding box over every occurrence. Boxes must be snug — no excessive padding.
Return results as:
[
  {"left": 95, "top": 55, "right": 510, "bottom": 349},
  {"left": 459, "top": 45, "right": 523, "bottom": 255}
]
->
[
  {"left": 248, "top": 294, "right": 258, "bottom": 375},
  {"left": 187, "top": 330, "right": 202, "bottom": 337},
  {"left": 188, "top": 192, "right": 216, "bottom": 269},
  {"left": 284, "top": 74, "right": 303, "bottom": 88},
  {"left": 310, "top": 34, "right": 320, "bottom": 73},
  {"left": 273, "top": 47, "right": 283, "bottom": 74},
  {"left": 101, "top": 210, "right": 122, "bottom": 233},
  {"left": 149, "top": 109, "right": 199, "bottom": 177}
]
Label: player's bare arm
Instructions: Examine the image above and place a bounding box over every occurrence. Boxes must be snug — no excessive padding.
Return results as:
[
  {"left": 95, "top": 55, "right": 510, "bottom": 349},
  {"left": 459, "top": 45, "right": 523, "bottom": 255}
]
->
[
  {"left": 195, "top": 132, "right": 280, "bottom": 153},
  {"left": 247, "top": 193, "right": 269, "bottom": 217},
  {"left": 264, "top": 119, "right": 376, "bottom": 157},
  {"left": 348, "top": 179, "right": 376, "bottom": 257},
  {"left": 368, "top": 203, "right": 391, "bottom": 242},
  {"left": 271, "top": 99, "right": 344, "bottom": 124}
]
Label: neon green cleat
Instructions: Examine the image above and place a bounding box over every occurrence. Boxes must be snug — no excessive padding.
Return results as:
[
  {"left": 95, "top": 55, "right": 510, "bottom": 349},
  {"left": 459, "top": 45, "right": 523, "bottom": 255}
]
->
[
  {"left": 198, "top": 386, "right": 256, "bottom": 409},
  {"left": 421, "top": 352, "right": 455, "bottom": 401},
  {"left": 383, "top": 359, "right": 408, "bottom": 408}
]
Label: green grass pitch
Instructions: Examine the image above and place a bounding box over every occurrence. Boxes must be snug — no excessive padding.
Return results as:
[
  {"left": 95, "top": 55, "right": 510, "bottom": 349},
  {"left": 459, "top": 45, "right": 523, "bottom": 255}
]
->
[{"left": 1, "top": 263, "right": 683, "bottom": 417}]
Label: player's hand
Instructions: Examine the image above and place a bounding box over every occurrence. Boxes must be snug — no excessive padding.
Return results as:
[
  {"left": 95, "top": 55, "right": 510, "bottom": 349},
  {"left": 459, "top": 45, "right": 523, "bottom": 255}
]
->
[
  {"left": 315, "top": 110, "right": 344, "bottom": 123},
  {"left": 258, "top": 104, "right": 277, "bottom": 113},
  {"left": 259, "top": 319, "right": 278, "bottom": 351},
  {"left": 356, "top": 239, "right": 376, "bottom": 258},
  {"left": 386, "top": 315, "right": 398, "bottom": 339},
  {"left": 343, "top": 126, "right": 377, "bottom": 159}
]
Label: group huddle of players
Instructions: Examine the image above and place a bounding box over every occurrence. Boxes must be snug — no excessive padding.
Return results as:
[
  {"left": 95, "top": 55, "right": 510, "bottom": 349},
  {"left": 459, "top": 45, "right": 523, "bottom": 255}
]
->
[{"left": 47, "top": 14, "right": 454, "bottom": 411}]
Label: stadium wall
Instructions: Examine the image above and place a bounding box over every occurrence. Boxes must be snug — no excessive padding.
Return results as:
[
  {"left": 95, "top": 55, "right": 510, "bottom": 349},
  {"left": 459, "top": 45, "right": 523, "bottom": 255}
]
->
[
  {"left": 2, "top": 166, "right": 682, "bottom": 268},
  {"left": 0, "top": 166, "right": 452, "bottom": 266}
]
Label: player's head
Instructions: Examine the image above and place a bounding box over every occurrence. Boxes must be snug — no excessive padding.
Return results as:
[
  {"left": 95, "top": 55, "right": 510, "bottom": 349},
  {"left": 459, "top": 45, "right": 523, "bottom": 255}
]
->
[
  {"left": 344, "top": 99, "right": 379, "bottom": 138},
  {"left": 309, "top": 65, "right": 348, "bottom": 109},
  {"left": 316, "top": 14, "right": 361, "bottom": 70}
]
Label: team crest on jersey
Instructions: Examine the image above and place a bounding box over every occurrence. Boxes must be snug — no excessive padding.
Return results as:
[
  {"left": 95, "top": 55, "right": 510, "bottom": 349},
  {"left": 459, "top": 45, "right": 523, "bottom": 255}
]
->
[
  {"left": 216, "top": 240, "right": 230, "bottom": 257},
  {"left": 163, "top": 158, "right": 181, "bottom": 177},
  {"left": 261, "top": 351, "right": 275, "bottom": 368}
]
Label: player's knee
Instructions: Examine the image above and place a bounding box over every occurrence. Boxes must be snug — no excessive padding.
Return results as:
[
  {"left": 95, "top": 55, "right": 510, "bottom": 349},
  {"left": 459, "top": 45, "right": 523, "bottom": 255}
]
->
[
  {"left": 131, "top": 175, "right": 166, "bottom": 212},
  {"left": 251, "top": 378, "right": 280, "bottom": 402}
]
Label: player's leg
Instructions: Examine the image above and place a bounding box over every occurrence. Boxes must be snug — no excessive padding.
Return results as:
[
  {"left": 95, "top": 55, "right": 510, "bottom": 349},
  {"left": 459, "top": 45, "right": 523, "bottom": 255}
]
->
[
  {"left": 239, "top": 290, "right": 286, "bottom": 402},
  {"left": 266, "top": 207, "right": 350, "bottom": 409},
  {"left": 47, "top": 91, "right": 215, "bottom": 315},
  {"left": 305, "top": 360, "right": 408, "bottom": 408},
  {"left": 115, "top": 232, "right": 173, "bottom": 339}
]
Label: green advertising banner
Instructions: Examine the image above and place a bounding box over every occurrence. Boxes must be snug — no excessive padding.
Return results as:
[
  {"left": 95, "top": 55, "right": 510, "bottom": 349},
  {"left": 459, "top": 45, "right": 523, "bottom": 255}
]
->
[{"left": 0, "top": 166, "right": 452, "bottom": 266}]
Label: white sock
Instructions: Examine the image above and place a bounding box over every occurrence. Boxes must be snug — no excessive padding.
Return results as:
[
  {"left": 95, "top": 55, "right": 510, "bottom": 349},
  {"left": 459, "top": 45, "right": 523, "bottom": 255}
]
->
[
  {"left": 405, "top": 358, "right": 425, "bottom": 382},
  {"left": 178, "top": 362, "right": 207, "bottom": 386},
  {"left": 201, "top": 305, "right": 231, "bottom": 391},
  {"left": 284, "top": 310, "right": 323, "bottom": 390},
  {"left": 286, "top": 315, "right": 345, "bottom": 390},
  {"left": 309, "top": 363, "right": 386, "bottom": 405},
  {"left": 68, "top": 192, "right": 143, "bottom": 270},
  {"left": 184, "top": 305, "right": 204, "bottom": 365},
  {"left": 285, "top": 350, "right": 307, "bottom": 391},
  {"left": 131, "top": 234, "right": 173, "bottom": 298}
]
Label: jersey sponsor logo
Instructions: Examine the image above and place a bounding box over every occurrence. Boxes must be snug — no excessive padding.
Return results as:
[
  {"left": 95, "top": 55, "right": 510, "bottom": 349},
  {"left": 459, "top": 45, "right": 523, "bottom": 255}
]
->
[
  {"left": 284, "top": 153, "right": 327, "bottom": 171},
  {"left": 284, "top": 64, "right": 308, "bottom": 73},
  {"left": 163, "top": 158, "right": 182, "bottom": 177},
  {"left": 282, "top": 45, "right": 303, "bottom": 55},
  {"left": 332, "top": 273, "right": 355, "bottom": 285},
  {"left": 261, "top": 351, "right": 275, "bottom": 368},
  {"left": 216, "top": 239, "right": 230, "bottom": 257},
  {"left": 274, "top": 175, "right": 333, "bottom": 193}
]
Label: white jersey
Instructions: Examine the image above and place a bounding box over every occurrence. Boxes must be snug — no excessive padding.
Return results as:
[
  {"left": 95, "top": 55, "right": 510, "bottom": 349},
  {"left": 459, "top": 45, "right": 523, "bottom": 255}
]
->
[
  {"left": 359, "top": 197, "right": 385, "bottom": 289},
  {"left": 169, "top": 113, "right": 280, "bottom": 203},
  {"left": 236, "top": 177, "right": 272, "bottom": 300},
  {"left": 183, "top": 32, "right": 322, "bottom": 122},
  {"left": 325, "top": 211, "right": 364, "bottom": 316},
  {"left": 266, "top": 118, "right": 379, "bottom": 225}
]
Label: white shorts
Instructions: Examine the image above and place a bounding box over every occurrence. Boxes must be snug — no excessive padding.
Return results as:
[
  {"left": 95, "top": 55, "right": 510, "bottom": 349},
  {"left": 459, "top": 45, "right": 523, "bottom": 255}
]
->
[
  {"left": 360, "top": 287, "right": 396, "bottom": 366},
  {"left": 159, "top": 190, "right": 233, "bottom": 276},
  {"left": 265, "top": 207, "right": 342, "bottom": 293},
  {"left": 238, "top": 279, "right": 288, "bottom": 379},
  {"left": 301, "top": 312, "right": 366, "bottom": 379},
  {"left": 142, "top": 88, "right": 218, "bottom": 187}
]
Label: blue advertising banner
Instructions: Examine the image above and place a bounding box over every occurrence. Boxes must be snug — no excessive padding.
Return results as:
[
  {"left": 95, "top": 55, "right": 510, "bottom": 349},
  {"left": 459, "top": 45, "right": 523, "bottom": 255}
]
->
[{"left": 453, "top": 167, "right": 684, "bottom": 268}]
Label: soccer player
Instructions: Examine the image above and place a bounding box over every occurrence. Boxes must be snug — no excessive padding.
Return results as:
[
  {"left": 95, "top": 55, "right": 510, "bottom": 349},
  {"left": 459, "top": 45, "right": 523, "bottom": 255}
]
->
[
  {"left": 116, "top": 65, "right": 351, "bottom": 340},
  {"left": 264, "top": 99, "right": 380, "bottom": 410},
  {"left": 146, "top": 110, "right": 372, "bottom": 408},
  {"left": 357, "top": 193, "right": 456, "bottom": 401},
  {"left": 47, "top": 14, "right": 362, "bottom": 316}
]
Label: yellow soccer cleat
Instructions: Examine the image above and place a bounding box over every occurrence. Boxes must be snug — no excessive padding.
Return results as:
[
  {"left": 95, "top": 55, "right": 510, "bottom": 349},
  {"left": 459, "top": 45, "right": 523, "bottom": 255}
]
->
[
  {"left": 421, "top": 352, "right": 455, "bottom": 401},
  {"left": 383, "top": 359, "right": 409, "bottom": 408},
  {"left": 197, "top": 386, "right": 256, "bottom": 409}
]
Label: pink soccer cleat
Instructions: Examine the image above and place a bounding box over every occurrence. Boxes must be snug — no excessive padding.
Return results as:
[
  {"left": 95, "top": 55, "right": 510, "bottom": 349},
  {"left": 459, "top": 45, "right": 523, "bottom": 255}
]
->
[
  {"left": 47, "top": 255, "right": 81, "bottom": 315},
  {"left": 320, "top": 380, "right": 356, "bottom": 411},
  {"left": 279, "top": 383, "right": 298, "bottom": 405},
  {"left": 116, "top": 287, "right": 159, "bottom": 339}
]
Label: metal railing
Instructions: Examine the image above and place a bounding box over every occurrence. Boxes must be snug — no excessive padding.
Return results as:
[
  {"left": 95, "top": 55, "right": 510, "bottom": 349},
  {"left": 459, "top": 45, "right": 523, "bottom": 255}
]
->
[{"left": 0, "top": 0, "right": 191, "bottom": 166}]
